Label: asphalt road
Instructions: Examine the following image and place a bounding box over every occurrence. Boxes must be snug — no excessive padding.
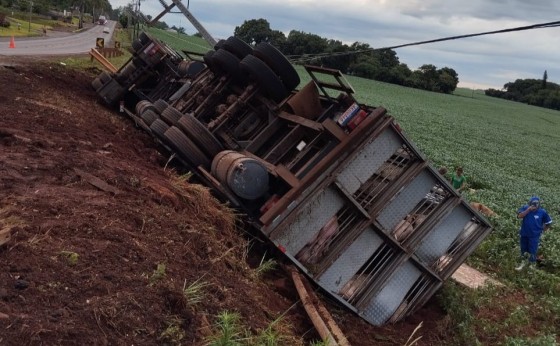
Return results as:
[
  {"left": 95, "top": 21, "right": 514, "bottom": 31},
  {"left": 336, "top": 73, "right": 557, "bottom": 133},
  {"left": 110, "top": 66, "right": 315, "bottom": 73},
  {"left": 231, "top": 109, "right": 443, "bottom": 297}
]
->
[{"left": 0, "top": 21, "right": 116, "bottom": 56}]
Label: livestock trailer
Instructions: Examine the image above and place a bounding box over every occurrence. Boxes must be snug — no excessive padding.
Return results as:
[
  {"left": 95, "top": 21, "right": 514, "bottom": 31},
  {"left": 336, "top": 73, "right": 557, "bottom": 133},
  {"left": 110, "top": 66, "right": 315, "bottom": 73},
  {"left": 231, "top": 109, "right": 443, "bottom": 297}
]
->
[{"left": 92, "top": 32, "right": 492, "bottom": 325}]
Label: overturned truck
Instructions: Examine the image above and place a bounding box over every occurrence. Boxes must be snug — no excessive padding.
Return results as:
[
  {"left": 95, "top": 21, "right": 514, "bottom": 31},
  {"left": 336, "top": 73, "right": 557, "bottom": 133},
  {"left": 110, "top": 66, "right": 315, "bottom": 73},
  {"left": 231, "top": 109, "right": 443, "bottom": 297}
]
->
[{"left": 92, "top": 33, "right": 492, "bottom": 326}]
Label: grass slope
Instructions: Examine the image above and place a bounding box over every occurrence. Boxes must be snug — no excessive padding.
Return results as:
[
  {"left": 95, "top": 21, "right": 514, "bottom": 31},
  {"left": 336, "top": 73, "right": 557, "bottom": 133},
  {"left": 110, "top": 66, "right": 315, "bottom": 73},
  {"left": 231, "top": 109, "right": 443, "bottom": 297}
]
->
[{"left": 144, "top": 26, "right": 211, "bottom": 55}]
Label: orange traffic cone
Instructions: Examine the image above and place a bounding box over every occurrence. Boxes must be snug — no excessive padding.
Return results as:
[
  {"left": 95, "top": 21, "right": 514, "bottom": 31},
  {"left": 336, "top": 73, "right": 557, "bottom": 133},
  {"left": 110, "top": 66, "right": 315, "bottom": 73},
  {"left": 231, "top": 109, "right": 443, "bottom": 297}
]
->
[{"left": 9, "top": 36, "right": 15, "bottom": 49}]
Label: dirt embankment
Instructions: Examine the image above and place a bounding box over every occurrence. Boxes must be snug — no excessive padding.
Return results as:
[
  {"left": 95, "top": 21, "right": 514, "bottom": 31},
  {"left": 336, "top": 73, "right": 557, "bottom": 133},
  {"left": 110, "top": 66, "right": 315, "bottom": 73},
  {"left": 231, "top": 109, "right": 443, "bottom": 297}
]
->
[{"left": 0, "top": 61, "right": 449, "bottom": 345}]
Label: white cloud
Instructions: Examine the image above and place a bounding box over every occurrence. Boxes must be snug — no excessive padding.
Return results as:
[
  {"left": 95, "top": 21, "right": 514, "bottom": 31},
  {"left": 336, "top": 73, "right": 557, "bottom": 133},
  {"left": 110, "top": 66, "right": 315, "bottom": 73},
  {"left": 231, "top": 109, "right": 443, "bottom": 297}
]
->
[{"left": 108, "top": 0, "right": 560, "bottom": 89}]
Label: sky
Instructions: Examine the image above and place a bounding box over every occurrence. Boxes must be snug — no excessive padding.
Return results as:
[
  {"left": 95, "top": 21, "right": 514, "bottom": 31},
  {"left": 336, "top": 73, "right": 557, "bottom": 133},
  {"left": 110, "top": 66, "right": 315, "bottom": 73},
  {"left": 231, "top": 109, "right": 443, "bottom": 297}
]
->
[{"left": 108, "top": 0, "right": 560, "bottom": 90}]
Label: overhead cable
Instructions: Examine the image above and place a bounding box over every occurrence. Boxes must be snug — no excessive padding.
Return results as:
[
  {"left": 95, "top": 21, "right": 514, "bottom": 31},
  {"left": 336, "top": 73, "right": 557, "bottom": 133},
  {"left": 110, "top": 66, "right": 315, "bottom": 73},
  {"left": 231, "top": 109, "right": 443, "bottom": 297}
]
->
[{"left": 288, "top": 20, "right": 560, "bottom": 63}]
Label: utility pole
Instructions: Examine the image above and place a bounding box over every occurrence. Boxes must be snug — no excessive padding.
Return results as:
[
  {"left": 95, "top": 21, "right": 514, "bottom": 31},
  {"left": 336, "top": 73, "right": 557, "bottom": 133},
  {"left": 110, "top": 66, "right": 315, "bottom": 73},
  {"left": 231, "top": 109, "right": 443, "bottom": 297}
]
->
[
  {"left": 28, "top": 0, "right": 32, "bottom": 32},
  {"left": 79, "top": 1, "right": 84, "bottom": 29},
  {"left": 135, "top": 0, "right": 141, "bottom": 39}
]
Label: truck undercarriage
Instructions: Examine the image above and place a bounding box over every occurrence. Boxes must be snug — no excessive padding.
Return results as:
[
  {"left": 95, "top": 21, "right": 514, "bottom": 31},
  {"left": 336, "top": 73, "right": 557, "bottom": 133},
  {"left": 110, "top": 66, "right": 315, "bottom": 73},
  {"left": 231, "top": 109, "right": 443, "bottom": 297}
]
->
[{"left": 92, "top": 33, "right": 492, "bottom": 326}]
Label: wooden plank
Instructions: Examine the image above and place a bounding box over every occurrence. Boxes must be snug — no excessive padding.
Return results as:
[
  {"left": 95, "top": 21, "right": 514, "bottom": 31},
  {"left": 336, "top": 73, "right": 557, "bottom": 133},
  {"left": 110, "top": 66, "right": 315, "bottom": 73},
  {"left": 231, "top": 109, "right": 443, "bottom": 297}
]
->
[
  {"left": 451, "top": 264, "right": 502, "bottom": 288},
  {"left": 290, "top": 269, "right": 339, "bottom": 346},
  {"left": 277, "top": 111, "right": 323, "bottom": 131},
  {"left": 322, "top": 118, "right": 347, "bottom": 142},
  {"left": 0, "top": 227, "right": 11, "bottom": 246},
  {"left": 74, "top": 168, "right": 120, "bottom": 195},
  {"left": 275, "top": 164, "right": 300, "bottom": 188}
]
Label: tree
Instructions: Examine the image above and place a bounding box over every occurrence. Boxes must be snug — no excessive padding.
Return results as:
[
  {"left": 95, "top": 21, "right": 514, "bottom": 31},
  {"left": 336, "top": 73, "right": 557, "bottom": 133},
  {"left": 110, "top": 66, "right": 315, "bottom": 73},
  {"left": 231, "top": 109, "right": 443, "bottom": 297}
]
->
[
  {"left": 266, "top": 29, "right": 287, "bottom": 49},
  {"left": 229, "top": 17, "right": 462, "bottom": 94},
  {"left": 437, "top": 71, "right": 458, "bottom": 93},
  {"left": 542, "top": 70, "right": 548, "bottom": 89},
  {"left": 118, "top": 10, "right": 129, "bottom": 28},
  {"left": 386, "top": 63, "right": 412, "bottom": 85},
  {"left": 436, "top": 67, "right": 459, "bottom": 93},
  {"left": 350, "top": 61, "right": 378, "bottom": 79},
  {"left": 284, "top": 30, "right": 328, "bottom": 57},
  {"left": 373, "top": 48, "right": 399, "bottom": 70},
  {"left": 234, "top": 18, "right": 273, "bottom": 45},
  {"left": 321, "top": 39, "right": 352, "bottom": 72},
  {"left": 417, "top": 64, "right": 438, "bottom": 91},
  {"left": 486, "top": 77, "right": 560, "bottom": 111}
]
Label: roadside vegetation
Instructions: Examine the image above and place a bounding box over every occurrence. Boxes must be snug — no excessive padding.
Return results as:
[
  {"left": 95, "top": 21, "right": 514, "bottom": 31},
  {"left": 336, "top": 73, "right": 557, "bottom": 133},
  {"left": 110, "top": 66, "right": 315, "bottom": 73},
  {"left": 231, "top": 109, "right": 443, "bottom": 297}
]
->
[
  {"left": 486, "top": 72, "right": 560, "bottom": 111},
  {"left": 0, "top": 5, "right": 85, "bottom": 37}
]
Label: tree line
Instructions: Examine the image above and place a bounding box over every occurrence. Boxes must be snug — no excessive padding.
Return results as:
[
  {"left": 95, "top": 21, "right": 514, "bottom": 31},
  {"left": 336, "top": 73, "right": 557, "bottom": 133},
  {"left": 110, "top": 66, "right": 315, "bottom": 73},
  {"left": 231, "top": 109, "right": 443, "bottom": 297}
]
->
[
  {"left": 234, "top": 18, "right": 460, "bottom": 94},
  {"left": 0, "top": 0, "right": 112, "bottom": 18},
  {"left": 485, "top": 71, "right": 560, "bottom": 111},
  {"left": 1, "top": 1, "right": 460, "bottom": 94}
]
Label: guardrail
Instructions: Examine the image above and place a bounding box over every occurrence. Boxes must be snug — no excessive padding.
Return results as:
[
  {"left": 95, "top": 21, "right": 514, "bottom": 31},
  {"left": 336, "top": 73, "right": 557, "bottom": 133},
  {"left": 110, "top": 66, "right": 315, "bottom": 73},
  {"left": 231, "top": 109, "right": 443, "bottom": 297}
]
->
[{"left": 89, "top": 48, "right": 118, "bottom": 73}]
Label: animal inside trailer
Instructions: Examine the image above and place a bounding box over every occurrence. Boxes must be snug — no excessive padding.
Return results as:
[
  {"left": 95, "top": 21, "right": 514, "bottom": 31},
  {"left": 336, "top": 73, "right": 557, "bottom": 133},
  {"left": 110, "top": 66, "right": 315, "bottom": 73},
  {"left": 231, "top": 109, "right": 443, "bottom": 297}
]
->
[{"left": 92, "top": 33, "right": 492, "bottom": 326}]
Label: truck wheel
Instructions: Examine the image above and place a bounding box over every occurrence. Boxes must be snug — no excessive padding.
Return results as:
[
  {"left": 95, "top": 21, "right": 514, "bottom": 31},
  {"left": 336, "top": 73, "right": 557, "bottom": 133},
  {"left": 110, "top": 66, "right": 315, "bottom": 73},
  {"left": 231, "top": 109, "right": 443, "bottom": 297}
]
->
[
  {"left": 136, "top": 100, "right": 158, "bottom": 116},
  {"left": 132, "top": 56, "right": 145, "bottom": 67},
  {"left": 141, "top": 109, "right": 159, "bottom": 126},
  {"left": 160, "top": 106, "right": 183, "bottom": 125},
  {"left": 138, "top": 32, "right": 150, "bottom": 45},
  {"left": 99, "top": 71, "right": 112, "bottom": 84},
  {"left": 92, "top": 71, "right": 111, "bottom": 91},
  {"left": 119, "top": 62, "right": 137, "bottom": 80},
  {"left": 176, "top": 113, "right": 223, "bottom": 157},
  {"left": 91, "top": 77, "right": 103, "bottom": 91},
  {"left": 131, "top": 39, "right": 143, "bottom": 52},
  {"left": 240, "top": 55, "right": 288, "bottom": 103},
  {"left": 223, "top": 36, "right": 253, "bottom": 59},
  {"left": 153, "top": 99, "right": 169, "bottom": 114},
  {"left": 185, "top": 61, "right": 205, "bottom": 79},
  {"left": 203, "top": 50, "right": 219, "bottom": 73},
  {"left": 149, "top": 118, "right": 170, "bottom": 142},
  {"left": 253, "top": 42, "right": 300, "bottom": 91},
  {"left": 98, "top": 79, "right": 125, "bottom": 106},
  {"left": 177, "top": 60, "right": 190, "bottom": 76},
  {"left": 164, "top": 126, "right": 211, "bottom": 169},
  {"left": 178, "top": 60, "right": 206, "bottom": 79},
  {"left": 214, "top": 39, "right": 225, "bottom": 50},
  {"left": 213, "top": 49, "right": 246, "bottom": 83},
  {"left": 135, "top": 100, "right": 148, "bottom": 115}
]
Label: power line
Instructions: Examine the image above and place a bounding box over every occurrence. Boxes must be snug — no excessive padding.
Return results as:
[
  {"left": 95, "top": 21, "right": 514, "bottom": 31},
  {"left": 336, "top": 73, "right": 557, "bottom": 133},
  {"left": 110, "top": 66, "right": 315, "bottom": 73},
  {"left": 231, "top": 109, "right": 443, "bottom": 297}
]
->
[
  {"left": 288, "top": 20, "right": 560, "bottom": 64},
  {"left": 381, "top": 20, "right": 560, "bottom": 50}
]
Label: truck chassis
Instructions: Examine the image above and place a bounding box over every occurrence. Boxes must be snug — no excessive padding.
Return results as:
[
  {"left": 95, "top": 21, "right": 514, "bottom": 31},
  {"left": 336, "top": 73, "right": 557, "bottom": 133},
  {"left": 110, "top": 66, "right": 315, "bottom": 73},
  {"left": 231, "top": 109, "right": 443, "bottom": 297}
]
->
[{"left": 92, "top": 33, "right": 492, "bottom": 326}]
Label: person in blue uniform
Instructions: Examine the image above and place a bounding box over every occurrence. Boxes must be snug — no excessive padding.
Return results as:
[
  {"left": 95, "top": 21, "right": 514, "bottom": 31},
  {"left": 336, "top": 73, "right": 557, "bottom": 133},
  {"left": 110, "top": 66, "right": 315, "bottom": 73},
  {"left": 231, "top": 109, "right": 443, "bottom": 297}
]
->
[{"left": 515, "top": 196, "right": 552, "bottom": 270}]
